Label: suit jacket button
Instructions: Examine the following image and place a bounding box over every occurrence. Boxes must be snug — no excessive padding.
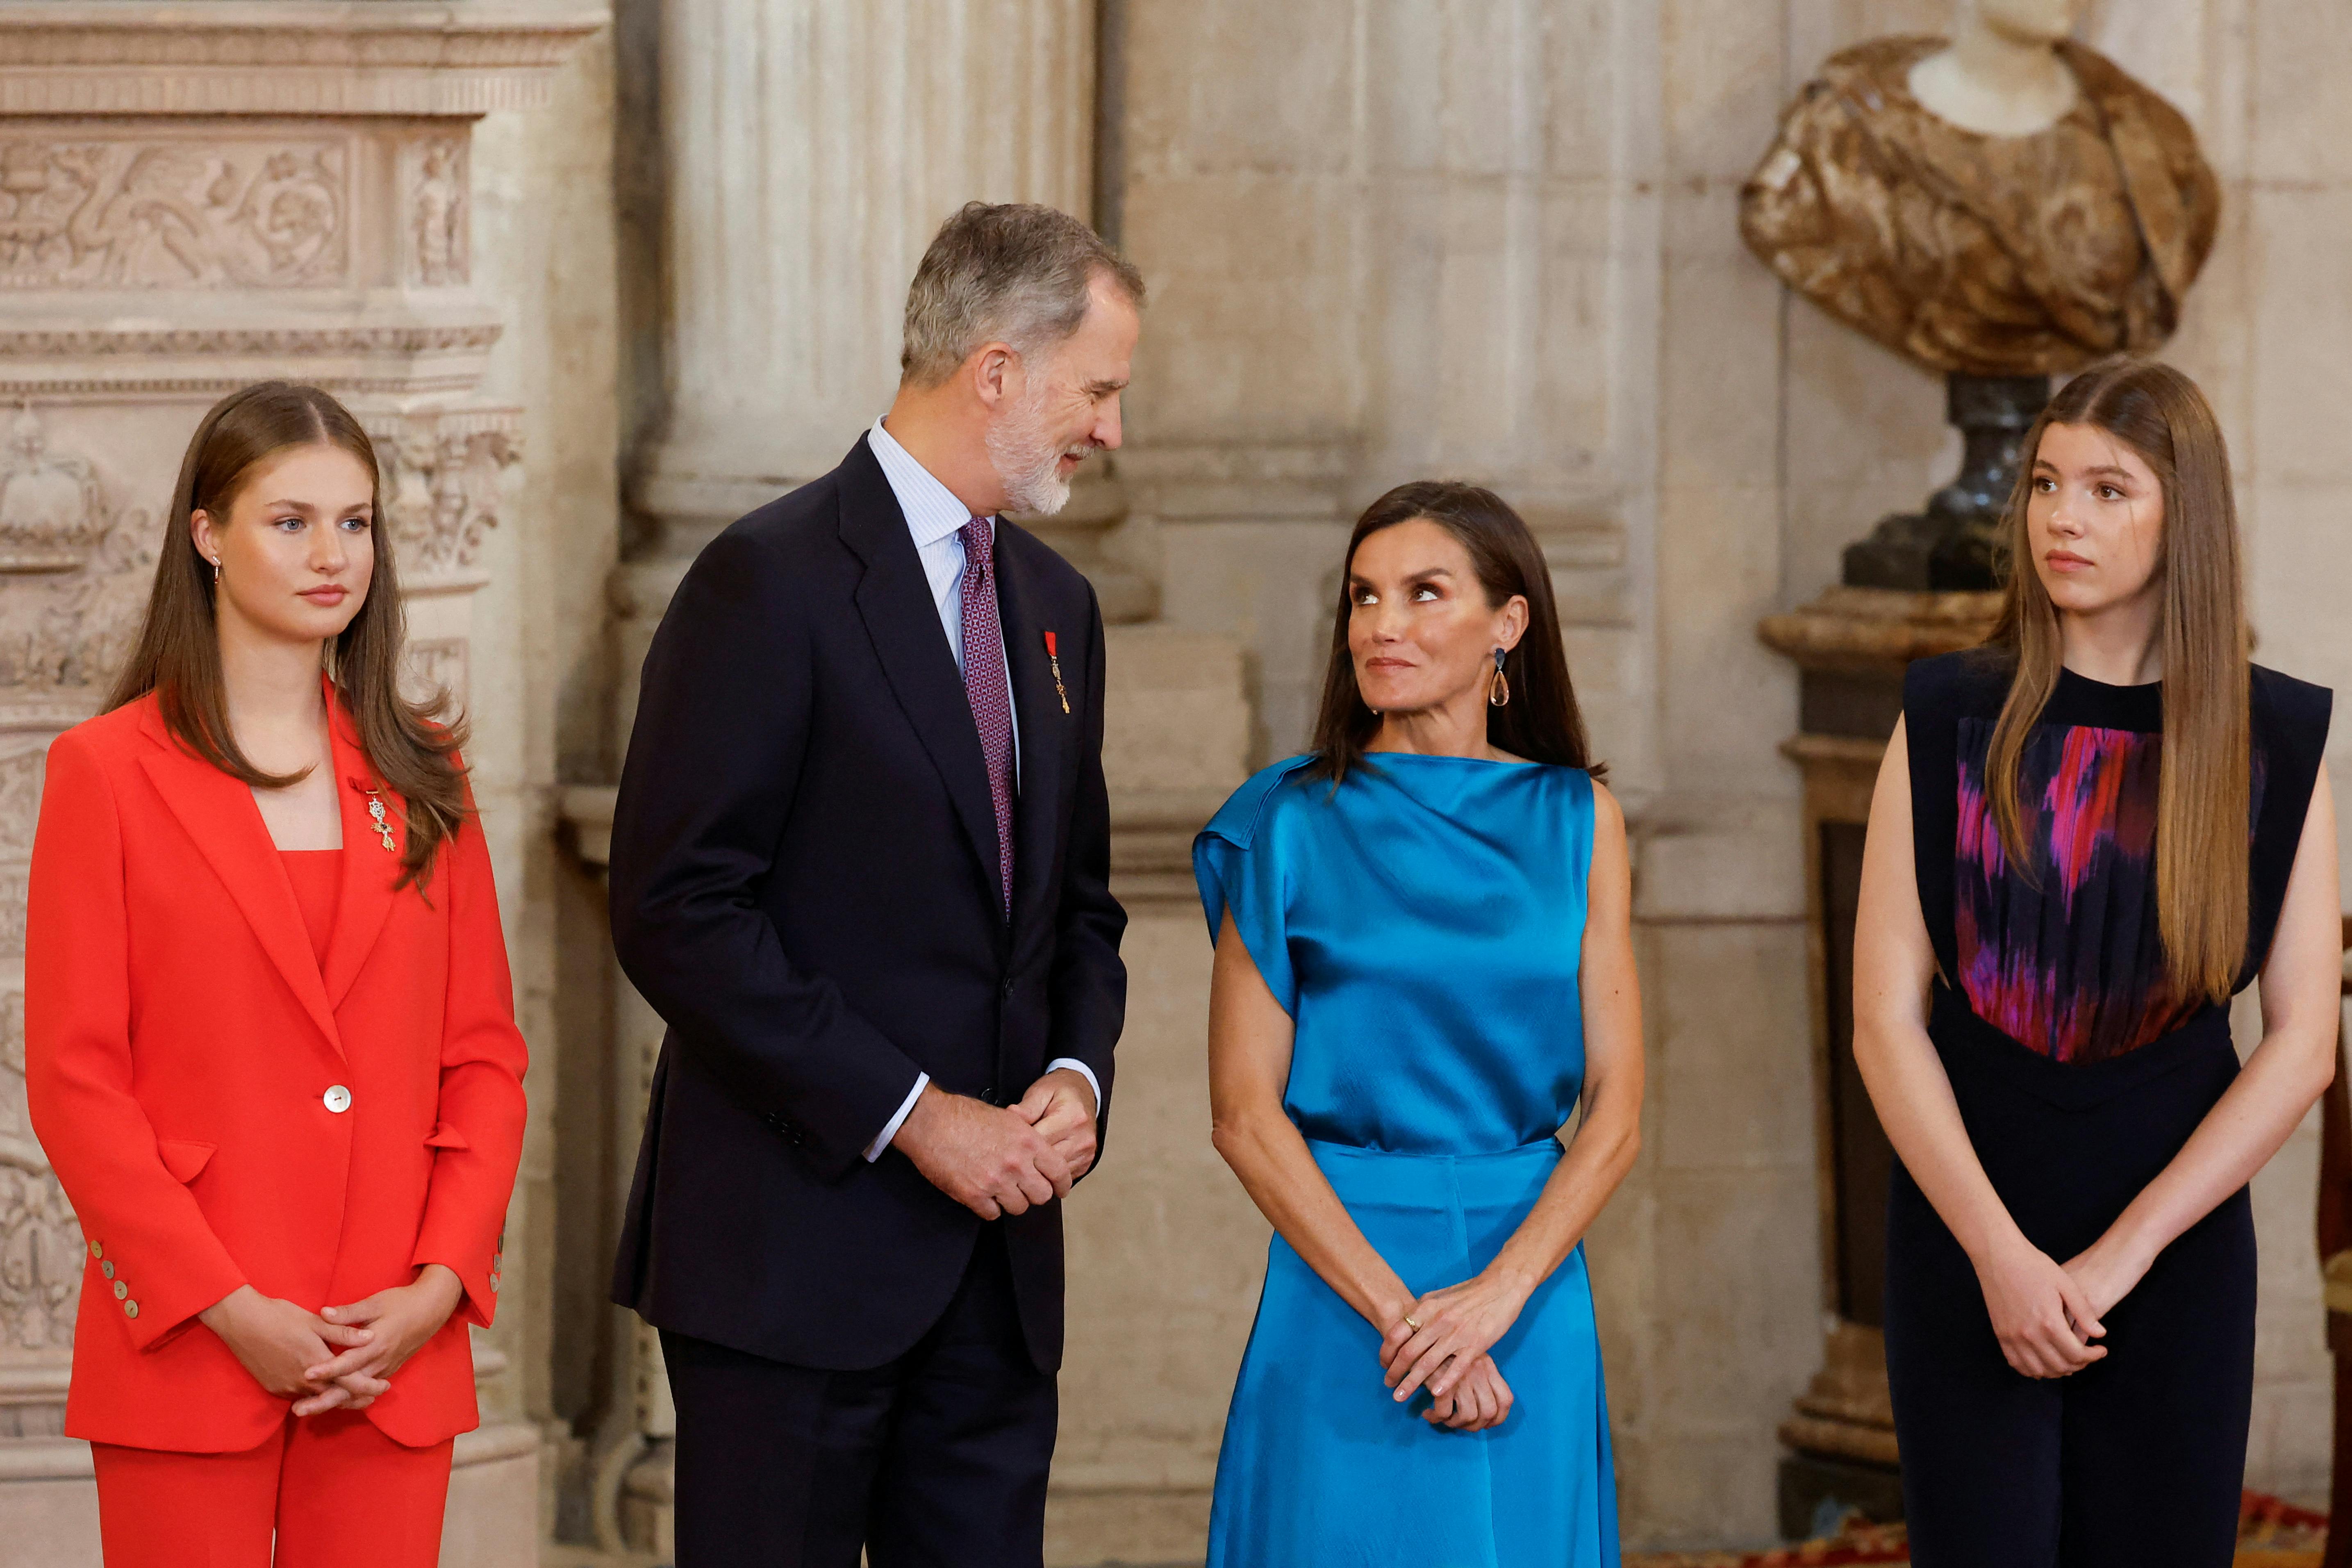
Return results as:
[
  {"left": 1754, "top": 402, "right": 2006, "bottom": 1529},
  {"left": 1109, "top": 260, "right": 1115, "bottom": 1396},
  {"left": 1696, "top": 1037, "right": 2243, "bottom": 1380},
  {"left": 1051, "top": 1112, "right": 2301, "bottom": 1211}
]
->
[
  {"left": 112, "top": 1281, "right": 126, "bottom": 1301},
  {"left": 88, "top": 1241, "right": 102, "bottom": 1260},
  {"left": 323, "top": 1085, "right": 352, "bottom": 1114},
  {"left": 122, "top": 1301, "right": 138, "bottom": 1320},
  {"left": 100, "top": 1262, "right": 113, "bottom": 1280}
]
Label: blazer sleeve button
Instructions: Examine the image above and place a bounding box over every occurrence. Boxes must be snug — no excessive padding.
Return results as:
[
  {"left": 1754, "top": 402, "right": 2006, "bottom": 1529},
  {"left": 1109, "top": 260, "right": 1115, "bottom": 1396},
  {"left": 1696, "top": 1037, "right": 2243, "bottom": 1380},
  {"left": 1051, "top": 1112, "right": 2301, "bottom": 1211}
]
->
[
  {"left": 111, "top": 1281, "right": 126, "bottom": 1301},
  {"left": 122, "top": 1301, "right": 138, "bottom": 1320}
]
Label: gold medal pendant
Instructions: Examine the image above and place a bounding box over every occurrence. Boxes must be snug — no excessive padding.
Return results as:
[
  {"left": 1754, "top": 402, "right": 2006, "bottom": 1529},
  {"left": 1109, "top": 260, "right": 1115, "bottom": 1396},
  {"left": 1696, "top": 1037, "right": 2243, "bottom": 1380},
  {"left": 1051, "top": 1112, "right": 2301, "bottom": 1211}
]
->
[
  {"left": 1044, "top": 630, "right": 1070, "bottom": 715},
  {"left": 350, "top": 776, "right": 399, "bottom": 853}
]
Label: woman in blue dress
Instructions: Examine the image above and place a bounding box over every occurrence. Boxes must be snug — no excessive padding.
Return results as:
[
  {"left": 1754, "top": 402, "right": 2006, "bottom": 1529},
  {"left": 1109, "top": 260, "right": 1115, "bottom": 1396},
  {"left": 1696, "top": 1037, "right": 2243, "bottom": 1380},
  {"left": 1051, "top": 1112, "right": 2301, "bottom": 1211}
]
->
[{"left": 1196, "top": 481, "right": 1642, "bottom": 1566}]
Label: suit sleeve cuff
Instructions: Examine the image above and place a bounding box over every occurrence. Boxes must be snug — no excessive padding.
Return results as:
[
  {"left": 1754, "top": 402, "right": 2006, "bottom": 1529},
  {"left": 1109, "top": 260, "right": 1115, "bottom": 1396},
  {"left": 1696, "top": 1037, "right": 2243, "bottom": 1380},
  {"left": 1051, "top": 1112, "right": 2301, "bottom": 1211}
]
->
[
  {"left": 1045, "top": 1058, "right": 1101, "bottom": 1120},
  {"left": 865, "top": 1072, "right": 929, "bottom": 1162}
]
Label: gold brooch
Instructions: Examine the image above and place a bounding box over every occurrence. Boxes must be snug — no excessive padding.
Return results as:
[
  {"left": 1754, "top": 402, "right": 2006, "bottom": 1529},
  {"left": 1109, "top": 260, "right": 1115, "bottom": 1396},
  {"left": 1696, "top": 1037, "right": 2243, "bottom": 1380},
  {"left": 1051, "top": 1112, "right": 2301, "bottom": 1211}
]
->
[{"left": 349, "top": 776, "right": 398, "bottom": 853}]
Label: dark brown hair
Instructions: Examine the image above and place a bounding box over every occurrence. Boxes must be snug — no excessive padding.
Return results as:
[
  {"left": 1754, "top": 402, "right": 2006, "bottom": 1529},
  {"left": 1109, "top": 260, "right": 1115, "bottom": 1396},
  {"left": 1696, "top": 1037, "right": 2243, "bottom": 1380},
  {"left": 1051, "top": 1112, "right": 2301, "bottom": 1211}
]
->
[
  {"left": 1307, "top": 481, "right": 1603, "bottom": 784},
  {"left": 1984, "top": 356, "right": 2249, "bottom": 1003},
  {"left": 105, "top": 381, "right": 471, "bottom": 887}
]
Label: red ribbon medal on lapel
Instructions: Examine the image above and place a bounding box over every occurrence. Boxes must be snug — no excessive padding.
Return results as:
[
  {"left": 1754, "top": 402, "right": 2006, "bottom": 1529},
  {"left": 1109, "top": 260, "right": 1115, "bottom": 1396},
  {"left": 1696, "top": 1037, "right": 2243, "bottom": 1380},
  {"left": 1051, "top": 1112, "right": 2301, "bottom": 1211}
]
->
[{"left": 1044, "top": 632, "right": 1070, "bottom": 715}]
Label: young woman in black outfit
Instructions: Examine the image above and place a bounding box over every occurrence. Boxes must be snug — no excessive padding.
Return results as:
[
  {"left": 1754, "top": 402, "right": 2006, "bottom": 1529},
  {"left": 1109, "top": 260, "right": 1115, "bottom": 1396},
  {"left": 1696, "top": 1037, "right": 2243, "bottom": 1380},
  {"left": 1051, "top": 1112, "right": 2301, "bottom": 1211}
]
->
[{"left": 1853, "top": 357, "right": 2341, "bottom": 1566}]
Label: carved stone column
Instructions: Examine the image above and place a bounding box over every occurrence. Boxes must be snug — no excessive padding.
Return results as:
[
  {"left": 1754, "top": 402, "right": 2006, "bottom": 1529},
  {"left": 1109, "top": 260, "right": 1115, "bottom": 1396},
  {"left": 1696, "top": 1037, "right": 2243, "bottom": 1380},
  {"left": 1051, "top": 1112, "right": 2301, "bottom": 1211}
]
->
[
  {"left": 1756, "top": 585, "right": 1999, "bottom": 1534},
  {"left": 0, "top": 6, "right": 594, "bottom": 1561}
]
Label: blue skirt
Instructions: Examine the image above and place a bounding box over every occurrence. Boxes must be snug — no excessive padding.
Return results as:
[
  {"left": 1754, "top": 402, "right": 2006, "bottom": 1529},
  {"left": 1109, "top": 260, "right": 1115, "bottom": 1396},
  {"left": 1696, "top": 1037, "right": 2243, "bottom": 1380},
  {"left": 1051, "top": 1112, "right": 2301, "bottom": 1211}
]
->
[{"left": 1206, "top": 1140, "right": 1619, "bottom": 1568}]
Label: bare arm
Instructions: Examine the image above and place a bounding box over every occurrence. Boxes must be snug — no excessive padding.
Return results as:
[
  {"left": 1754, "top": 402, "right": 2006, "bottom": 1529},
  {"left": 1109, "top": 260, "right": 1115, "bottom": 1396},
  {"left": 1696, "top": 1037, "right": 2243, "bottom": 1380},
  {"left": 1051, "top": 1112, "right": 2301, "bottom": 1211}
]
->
[
  {"left": 1207, "top": 910, "right": 1414, "bottom": 1332},
  {"left": 1852, "top": 717, "right": 2109, "bottom": 1378},
  {"left": 2067, "top": 762, "right": 2341, "bottom": 1313},
  {"left": 1207, "top": 908, "right": 1517, "bottom": 1432},
  {"left": 1379, "top": 783, "right": 1647, "bottom": 1407}
]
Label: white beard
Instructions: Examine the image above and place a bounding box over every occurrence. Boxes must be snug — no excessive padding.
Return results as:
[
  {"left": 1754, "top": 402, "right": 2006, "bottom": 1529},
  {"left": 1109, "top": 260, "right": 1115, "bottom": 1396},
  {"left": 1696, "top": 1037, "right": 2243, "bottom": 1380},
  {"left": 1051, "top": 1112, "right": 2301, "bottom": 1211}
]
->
[{"left": 985, "top": 380, "right": 1088, "bottom": 517}]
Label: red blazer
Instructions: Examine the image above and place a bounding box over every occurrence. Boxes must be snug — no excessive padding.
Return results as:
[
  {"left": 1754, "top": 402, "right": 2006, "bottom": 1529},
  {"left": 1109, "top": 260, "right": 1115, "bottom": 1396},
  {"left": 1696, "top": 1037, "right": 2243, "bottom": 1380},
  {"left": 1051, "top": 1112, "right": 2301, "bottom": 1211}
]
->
[{"left": 25, "top": 689, "right": 528, "bottom": 1452}]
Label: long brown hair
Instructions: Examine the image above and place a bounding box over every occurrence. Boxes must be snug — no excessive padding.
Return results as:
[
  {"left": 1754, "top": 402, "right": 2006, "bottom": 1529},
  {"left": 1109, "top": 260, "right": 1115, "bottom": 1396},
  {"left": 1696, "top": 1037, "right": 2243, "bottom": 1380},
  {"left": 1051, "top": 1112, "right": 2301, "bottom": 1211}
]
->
[
  {"left": 1307, "top": 481, "right": 1604, "bottom": 784},
  {"left": 105, "top": 381, "right": 471, "bottom": 887},
  {"left": 1984, "top": 357, "right": 2249, "bottom": 1004}
]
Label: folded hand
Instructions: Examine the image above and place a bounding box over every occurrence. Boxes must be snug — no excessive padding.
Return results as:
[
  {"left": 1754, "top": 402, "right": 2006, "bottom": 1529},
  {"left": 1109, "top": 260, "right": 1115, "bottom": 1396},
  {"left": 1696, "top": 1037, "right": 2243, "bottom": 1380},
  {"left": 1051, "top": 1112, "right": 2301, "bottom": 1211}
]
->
[
  {"left": 1014, "top": 1068, "right": 1098, "bottom": 1181},
  {"left": 1975, "top": 1234, "right": 2106, "bottom": 1380},
  {"left": 1380, "top": 1270, "right": 1534, "bottom": 1406},
  {"left": 1422, "top": 1353, "right": 1514, "bottom": 1432},
  {"left": 200, "top": 1286, "right": 375, "bottom": 1406},
  {"left": 298, "top": 1264, "right": 466, "bottom": 1415},
  {"left": 895, "top": 1086, "right": 1073, "bottom": 1219}
]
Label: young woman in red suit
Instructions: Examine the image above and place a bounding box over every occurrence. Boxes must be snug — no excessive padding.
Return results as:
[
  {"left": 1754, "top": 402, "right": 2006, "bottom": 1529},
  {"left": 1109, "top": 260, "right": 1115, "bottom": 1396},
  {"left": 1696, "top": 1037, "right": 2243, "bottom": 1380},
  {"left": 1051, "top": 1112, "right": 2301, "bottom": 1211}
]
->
[{"left": 25, "top": 381, "right": 528, "bottom": 1566}]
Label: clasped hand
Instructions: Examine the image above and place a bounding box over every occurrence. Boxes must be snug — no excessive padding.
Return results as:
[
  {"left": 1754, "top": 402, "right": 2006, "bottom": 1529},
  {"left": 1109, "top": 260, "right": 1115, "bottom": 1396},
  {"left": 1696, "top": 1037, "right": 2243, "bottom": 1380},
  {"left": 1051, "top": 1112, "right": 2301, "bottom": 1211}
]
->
[
  {"left": 200, "top": 1264, "right": 465, "bottom": 1415},
  {"left": 895, "top": 1069, "right": 1095, "bottom": 1221},
  {"left": 1974, "top": 1231, "right": 2147, "bottom": 1380},
  {"left": 1378, "top": 1270, "right": 1533, "bottom": 1433}
]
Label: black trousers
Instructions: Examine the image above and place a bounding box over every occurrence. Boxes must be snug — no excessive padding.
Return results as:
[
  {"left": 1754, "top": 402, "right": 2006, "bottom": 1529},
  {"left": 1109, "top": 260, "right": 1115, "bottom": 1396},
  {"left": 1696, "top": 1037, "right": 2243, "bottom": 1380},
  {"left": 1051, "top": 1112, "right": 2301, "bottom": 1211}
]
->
[
  {"left": 661, "top": 1227, "right": 1058, "bottom": 1568},
  {"left": 1887, "top": 991, "right": 2255, "bottom": 1568}
]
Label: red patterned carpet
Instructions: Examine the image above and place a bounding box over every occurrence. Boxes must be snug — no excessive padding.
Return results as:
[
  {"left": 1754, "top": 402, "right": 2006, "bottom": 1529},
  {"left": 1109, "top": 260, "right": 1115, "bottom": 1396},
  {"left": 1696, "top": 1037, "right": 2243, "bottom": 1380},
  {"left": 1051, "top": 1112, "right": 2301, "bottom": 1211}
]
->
[{"left": 1623, "top": 1493, "right": 2329, "bottom": 1568}]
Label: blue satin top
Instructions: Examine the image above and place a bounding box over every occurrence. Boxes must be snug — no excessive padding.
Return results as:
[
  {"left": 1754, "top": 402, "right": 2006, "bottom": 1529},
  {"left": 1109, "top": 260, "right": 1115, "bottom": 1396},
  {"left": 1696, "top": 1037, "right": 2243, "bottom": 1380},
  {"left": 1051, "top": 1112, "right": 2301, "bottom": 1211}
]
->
[{"left": 1193, "top": 753, "right": 1597, "bottom": 1155}]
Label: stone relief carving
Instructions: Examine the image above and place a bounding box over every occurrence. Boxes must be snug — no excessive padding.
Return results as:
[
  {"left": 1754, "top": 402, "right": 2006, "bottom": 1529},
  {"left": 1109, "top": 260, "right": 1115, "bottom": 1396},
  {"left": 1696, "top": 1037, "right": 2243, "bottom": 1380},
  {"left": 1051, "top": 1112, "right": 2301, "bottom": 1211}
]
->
[
  {"left": 0, "top": 750, "right": 43, "bottom": 858},
  {"left": 0, "top": 323, "right": 502, "bottom": 362},
  {"left": 410, "top": 138, "right": 468, "bottom": 287},
  {"left": 0, "top": 407, "right": 110, "bottom": 573},
  {"left": 0, "top": 415, "right": 152, "bottom": 692},
  {"left": 0, "top": 992, "right": 79, "bottom": 1356},
  {"left": 0, "top": 137, "right": 348, "bottom": 290},
  {"left": 375, "top": 410, "right": 520, "bottom": 576}
]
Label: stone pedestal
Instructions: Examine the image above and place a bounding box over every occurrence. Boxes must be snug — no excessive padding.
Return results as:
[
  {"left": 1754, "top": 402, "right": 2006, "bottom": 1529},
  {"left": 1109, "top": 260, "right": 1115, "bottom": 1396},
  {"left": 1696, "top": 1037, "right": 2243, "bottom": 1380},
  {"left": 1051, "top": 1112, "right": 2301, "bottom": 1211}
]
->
[
  {"left": 1756, "top": 585, "right": 1999, "bottom": 1536},
  {"left": 0, "top": 4, "right": 596, "bottom": 1559}
]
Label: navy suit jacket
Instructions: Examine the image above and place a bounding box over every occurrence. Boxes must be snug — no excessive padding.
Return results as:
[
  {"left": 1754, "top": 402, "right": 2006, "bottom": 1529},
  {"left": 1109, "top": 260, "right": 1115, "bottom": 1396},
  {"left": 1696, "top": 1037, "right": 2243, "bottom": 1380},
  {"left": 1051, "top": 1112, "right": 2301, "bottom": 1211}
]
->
[{"left": 607, "top": 434, "right": 1126, "bottom": 1372}]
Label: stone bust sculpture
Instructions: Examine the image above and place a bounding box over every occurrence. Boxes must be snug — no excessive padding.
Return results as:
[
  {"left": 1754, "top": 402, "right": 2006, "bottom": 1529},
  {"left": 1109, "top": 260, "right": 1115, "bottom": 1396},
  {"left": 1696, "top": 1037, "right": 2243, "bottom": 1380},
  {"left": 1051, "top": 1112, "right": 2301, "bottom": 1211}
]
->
[{"left": 1740, "top": 0, "right": 2220, "bottom": 376}]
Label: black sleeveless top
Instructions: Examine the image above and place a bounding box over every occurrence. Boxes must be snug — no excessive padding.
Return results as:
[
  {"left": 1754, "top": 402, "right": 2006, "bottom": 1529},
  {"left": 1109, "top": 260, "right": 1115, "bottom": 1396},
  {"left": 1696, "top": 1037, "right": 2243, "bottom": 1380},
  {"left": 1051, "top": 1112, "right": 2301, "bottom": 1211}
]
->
[{"left": 1904, "top": 651, "right": 2331, "bottom": 1066}]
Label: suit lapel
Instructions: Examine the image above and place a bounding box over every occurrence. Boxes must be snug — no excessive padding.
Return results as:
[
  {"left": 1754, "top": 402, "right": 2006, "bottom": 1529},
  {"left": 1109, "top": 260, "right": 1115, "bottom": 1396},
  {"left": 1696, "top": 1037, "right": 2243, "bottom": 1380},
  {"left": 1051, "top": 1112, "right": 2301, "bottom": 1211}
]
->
[
  {"left": 134, "top": 707, "right": 344, "bottom": 1058},
  {"left": 319, "top": 687, "right": 400, "bottom": 1010},
  {"left": 993, "top": 532, "right": 1069, "bottom": 937},
  {"left": 837, "top": 437, "right": 1005, "bottom": 908}
]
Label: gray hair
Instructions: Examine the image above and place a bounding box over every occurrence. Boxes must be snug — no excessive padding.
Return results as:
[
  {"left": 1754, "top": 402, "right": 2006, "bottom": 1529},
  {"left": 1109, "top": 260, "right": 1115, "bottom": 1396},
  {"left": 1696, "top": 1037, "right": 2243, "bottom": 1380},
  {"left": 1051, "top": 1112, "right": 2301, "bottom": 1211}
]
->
[{"left": 900, "top": 202, "right": 1145, "bottom": 387}]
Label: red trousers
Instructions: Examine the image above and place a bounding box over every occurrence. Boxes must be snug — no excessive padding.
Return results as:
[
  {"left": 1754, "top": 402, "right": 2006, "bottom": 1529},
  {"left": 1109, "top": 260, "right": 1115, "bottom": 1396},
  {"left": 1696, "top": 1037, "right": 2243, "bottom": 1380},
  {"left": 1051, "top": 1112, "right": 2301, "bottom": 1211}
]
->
[{"left": 91, "top": 1413, "right": 453, "bottom": 1568}]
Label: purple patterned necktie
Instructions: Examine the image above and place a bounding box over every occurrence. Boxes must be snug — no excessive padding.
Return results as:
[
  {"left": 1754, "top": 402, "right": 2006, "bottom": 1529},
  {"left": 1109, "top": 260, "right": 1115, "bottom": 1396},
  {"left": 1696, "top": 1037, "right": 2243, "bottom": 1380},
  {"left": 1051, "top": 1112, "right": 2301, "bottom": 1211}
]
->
[{"left": 959, "top": 517, "right": 1014, "bottom": 914}]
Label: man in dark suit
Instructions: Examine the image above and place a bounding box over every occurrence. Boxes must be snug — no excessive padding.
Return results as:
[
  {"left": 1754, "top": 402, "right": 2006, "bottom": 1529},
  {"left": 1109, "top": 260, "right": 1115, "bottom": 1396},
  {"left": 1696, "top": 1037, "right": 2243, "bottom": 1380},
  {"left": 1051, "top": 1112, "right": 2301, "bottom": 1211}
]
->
[{"left": 607, "top": 202, "right": 1140, "bottom": 1567}]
